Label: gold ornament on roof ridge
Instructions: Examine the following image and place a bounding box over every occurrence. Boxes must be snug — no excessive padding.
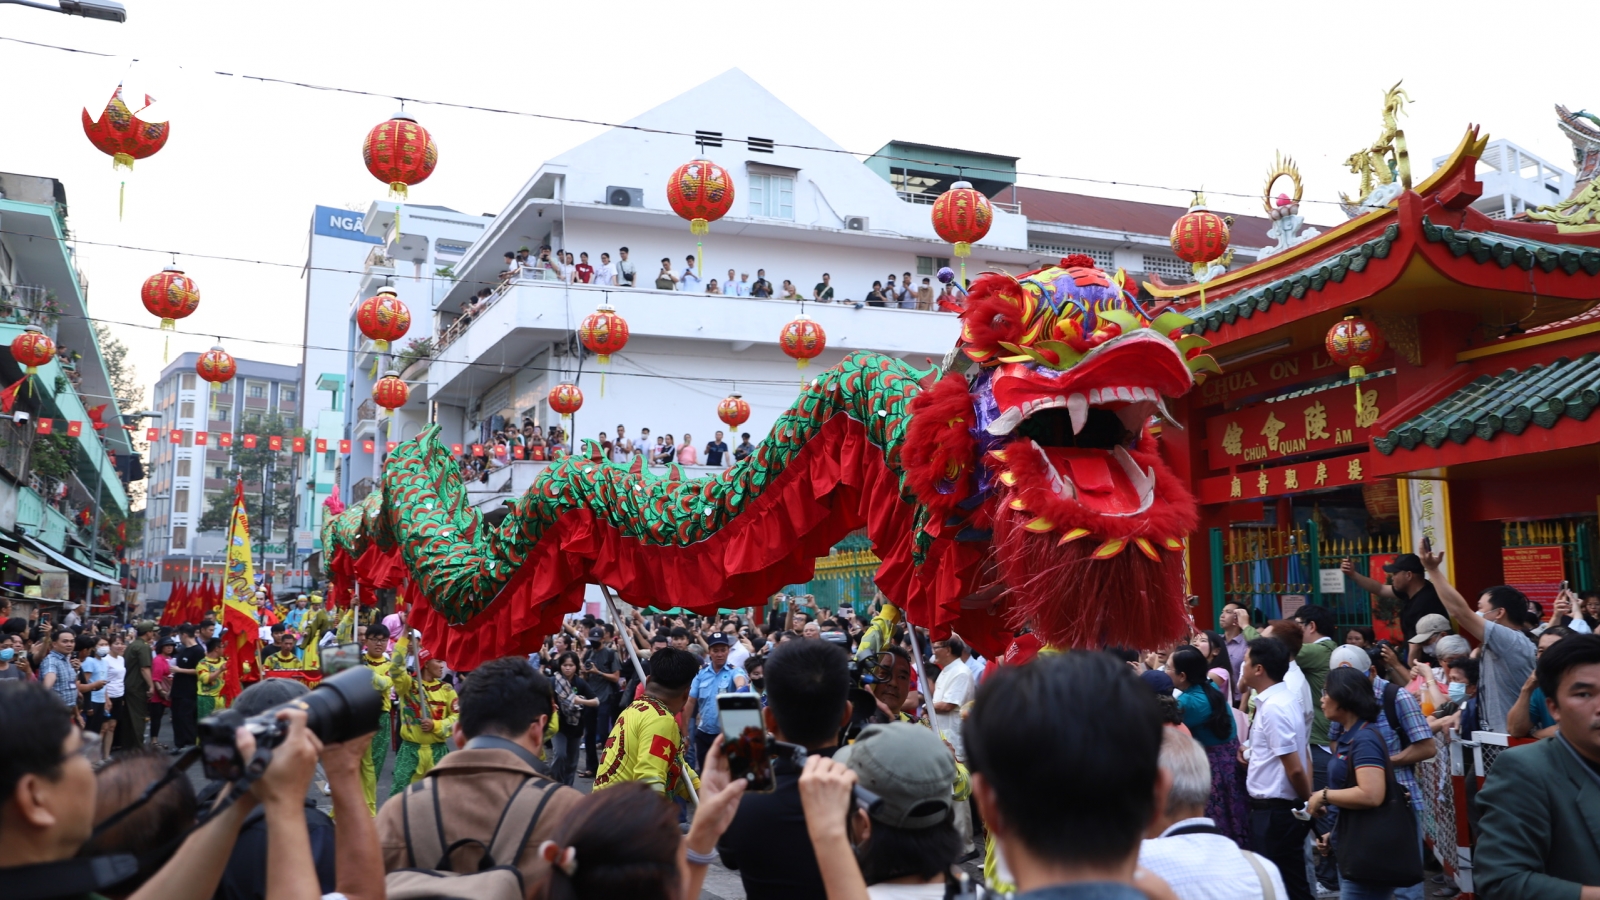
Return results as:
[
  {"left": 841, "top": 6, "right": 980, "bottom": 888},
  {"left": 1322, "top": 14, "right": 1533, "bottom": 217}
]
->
[{"left": 1339, "top": 81, "right": 1414, "bottom": 216}]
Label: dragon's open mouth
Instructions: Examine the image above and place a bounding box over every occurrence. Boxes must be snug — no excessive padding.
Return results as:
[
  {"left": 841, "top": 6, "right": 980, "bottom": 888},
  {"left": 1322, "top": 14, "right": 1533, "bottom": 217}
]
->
[{"left": 985, "top": 331, "right": 1192, "bottom": 519}]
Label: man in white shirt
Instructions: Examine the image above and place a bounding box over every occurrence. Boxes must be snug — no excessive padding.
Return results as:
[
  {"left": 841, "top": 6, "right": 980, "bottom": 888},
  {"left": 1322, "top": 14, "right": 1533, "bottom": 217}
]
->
[
  {"left": 615, "top": 246, "right": 636, "bottom": 287},
  {"left": 1140, "top": 729, "right": 1287, "bottom": 900},
  {"left": 1262, "top": 620, "right": 1315, "bottom": 732},
  {"left": 930, "top": 634, "right": 973, "bottom": 763},
  {"left": 680, "top": 255, "right": 701, "bottom": 291},
  {"left": 611, "top": 426, "right": 632, "bottom": 463},
  {"left": 593, "top": 252, "right": 616, "bottom": 287},
  {"left": 1240, "top": 636, "right": 1313, "bottom": 900}
]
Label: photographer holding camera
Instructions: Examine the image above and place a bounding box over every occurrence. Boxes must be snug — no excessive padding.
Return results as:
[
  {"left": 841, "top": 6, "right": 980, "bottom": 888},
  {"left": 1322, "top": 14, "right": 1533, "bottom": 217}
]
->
[{"left": 0, "top": 678, "right": 330, "bottom": 900}]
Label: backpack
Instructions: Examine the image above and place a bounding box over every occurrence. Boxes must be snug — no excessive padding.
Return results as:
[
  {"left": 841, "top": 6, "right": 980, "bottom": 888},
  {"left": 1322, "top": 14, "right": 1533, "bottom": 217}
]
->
[
  {"left": 1381, "top": 681, "right": 1412, "bottom": 749},
  {"left": 385, "top": 775, "right": 560, "bottom": 900}
]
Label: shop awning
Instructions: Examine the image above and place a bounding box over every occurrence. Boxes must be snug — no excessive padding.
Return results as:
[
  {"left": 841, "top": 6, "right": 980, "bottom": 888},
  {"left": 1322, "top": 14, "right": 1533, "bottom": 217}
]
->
[
  {"left": 21, "top": 536, "right": 116, "bottom": 585},
  {"left": 0, "top": 545, "right": 67, "bottom": 575}
]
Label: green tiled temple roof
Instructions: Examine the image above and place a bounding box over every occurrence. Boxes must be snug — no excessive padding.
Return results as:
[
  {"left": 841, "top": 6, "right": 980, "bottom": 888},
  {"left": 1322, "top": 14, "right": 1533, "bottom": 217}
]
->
[
  {"left": 1372, "top": 353, "right": 1600, "bottom": 455},
  {"left": 1420, "top": 218, "right": 1600, "bottom": 275}
]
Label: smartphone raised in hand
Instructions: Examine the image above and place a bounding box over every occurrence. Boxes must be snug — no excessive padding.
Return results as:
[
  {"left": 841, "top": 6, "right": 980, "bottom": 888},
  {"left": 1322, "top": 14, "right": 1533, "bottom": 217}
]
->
[
  {"left": 1421, "top": 535, "right": 1432, "bottom": 554},
  {"left": 718, "top": 692, "right": 774, "bottom": 792}
]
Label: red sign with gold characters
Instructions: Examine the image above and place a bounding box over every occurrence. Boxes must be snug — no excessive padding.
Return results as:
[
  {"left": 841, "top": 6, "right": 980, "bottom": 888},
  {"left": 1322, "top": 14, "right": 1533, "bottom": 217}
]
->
[
  {"left": 1206, "top": 377, "right": 1393, "bottom": 471},
  {"left": 1198, "top": 452, "right": 1374, "bottom": 505},
  {"left": 1501, "top": 545, "right": 1565, "bottom": 610}
]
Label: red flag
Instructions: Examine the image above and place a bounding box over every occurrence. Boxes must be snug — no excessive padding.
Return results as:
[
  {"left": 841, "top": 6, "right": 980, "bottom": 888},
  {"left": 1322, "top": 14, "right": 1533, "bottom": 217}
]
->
[
  {"left": 386, "top": 441, "right": 397, "bottom": 452},
  {"left": 87, "top": 404, "right": 108, "bottom": 431},
  {"left": 513, "top": 444, "right": 524, "bottom": 459},
  {"left": 315, "top": 438, "right": 328, "bottom": 453},
  {"left": 66, "top": 421, "right": 82, "bottom": 437},
  {"left": 338, "top": 439, "right": 351, "bottom": 453},
  {"left": 35, "top": 419, "right": 52, "bottom": 435},
  {"left": 145, "top": 426, "right": 159, "bottom": 441},
  {"left": 243, "top": 435, "right": 257, "bottom": 448},
  {"left": 451, "top": 443, "right": 463, "bottom": 454},
  {"left": 268, "top": 436, "right": 282, "bottom": 451},
  {"left": 362, "top": 440, "right": 374, "bottom": 453},
  {"left": 219, "top": 433, "right": 234, "bottom": 448},
  {"left": 471, "top": 443, "right": 484, "bottom": 457},
  {"left": 0, "top": 377, "right": 27, "bottom": 414},
  {"left": 292, "top": 437, "right": 306, "bottom": 453},
  {"left": 194, "top": 431, "right": 208, "bottom": 446},
  {"left": 169, "top": 429, "right": 182, "bottom": 444}
]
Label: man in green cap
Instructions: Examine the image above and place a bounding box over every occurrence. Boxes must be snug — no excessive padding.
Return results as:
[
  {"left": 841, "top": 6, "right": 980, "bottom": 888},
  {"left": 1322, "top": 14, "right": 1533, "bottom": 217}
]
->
[{"left": 122, "top": 620, "right": 155, "bottom": 749}]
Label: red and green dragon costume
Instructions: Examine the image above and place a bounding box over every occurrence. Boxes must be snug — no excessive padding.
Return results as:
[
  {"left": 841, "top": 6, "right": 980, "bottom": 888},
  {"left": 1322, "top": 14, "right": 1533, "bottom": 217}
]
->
[{"left": 323, "top": 255, "right": 1219, "bottom": 668}]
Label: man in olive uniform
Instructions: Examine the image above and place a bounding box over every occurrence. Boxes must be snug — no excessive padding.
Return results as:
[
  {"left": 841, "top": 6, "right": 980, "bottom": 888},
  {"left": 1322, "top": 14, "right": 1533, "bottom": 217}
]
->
[{"left": 122, "top": 620, "right": 155, "bottom": 749}]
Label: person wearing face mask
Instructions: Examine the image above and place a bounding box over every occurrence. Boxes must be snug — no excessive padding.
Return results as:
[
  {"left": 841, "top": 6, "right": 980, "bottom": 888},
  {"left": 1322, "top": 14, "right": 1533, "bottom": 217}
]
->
[
  {"left": 0, "top": 636, "right": 24, "bottom": 680},
  {"left": 1341, "top": 553, "right": 1448, "bottom": 644},
  {"left": 1420, "top": 546, "right": 1538, "bottom": 733}
]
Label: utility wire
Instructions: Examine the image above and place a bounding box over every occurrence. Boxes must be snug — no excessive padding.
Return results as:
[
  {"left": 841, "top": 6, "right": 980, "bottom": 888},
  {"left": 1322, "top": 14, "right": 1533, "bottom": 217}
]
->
[{"left": 0, "top": 33, "right": 1348, "bottom": 207}]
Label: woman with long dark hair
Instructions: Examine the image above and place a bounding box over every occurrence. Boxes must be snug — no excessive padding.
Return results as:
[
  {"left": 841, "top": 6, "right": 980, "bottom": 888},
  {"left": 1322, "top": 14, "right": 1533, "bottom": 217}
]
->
[
  {"left": 1167, "top": 645, "right": 1250, "bottom": 847},
  {"left": 551, "top": 651, "right": 597, "bottom": 785}
]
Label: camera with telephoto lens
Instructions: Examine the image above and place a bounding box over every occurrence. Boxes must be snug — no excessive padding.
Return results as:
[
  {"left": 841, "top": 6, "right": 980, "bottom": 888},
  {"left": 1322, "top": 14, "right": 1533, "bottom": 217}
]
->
[{"left": 197, "top": 662, "right": 383, "bottom": 782}]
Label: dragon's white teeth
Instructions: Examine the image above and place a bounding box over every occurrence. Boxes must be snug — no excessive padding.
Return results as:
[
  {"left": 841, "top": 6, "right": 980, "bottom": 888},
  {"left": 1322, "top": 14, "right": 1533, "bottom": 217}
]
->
[
  {"left": 987, "top": 407, "right": 1024, "bottom": 435},
  {"left": 1115, "top": 386, "right": 1134, "bottom": 402},
  {"left": 1088, "top": 388, "right": 1101, "bottom": 404},
  {"left": 1154, "top": 396, "right": 1184, "bottom": 430},
  {"left": 1029, "top": 439, "right": 1075, "bottom": 499},
  {"left": 1067, "top": 393, "right": 1088, "bottom": 435},
  {"left": 1113, "top": 445, "right": 1156, "bottom": 499},
  {"left": 1116, "top": 400, "right": 1157, "bottom": 433}
]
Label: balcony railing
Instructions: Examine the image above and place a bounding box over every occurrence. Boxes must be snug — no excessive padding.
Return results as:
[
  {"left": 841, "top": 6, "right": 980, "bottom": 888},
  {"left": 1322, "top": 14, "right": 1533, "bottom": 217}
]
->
[
  {"left": 356, "top": 399, "right": 376, "bottom": 424},
  {"left": 896, "top": 190, "right": 1020, "bottom": 215},
  {"left": 351, "top": 476, "right": 376, "bottom": 504},
  {"left": 0, "top": 284, "right": 61, "bottom": 341}
]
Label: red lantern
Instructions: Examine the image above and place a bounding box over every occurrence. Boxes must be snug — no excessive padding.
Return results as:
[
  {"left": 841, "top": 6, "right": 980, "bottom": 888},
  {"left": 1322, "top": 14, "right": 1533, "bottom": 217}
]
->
[
  {"left": 930, "top": 181, "right": 993, "bottom": 258},
  {"left": 1169, "top": 196, "right": 1231, "bottom": 266},
  {"left": 363, "top": 113, "right": 438, "bottom": 200},
  {"left": 548, "top": 382, "right": 583, "bottom": 419},
  {"left": 579, "top": 303, "right": 630, "bottom": 364},
  {"left": 1325, "top": 314, "right": 1386, "bottom": 416},
  {"left": 718, "top": 393, "right": 751, "bottom": 429},
  {"left": 196, "top": 345, "right": 236, "bottom": 388},
  {"left": 373, "top": 370, "right": 410, "bottom": 411},
  {"left": 780, "top": 314, "right": 826, "bottom": 369},
  {"left": 10, "top": 326, "right": 55, "bottom": 375},
  {"left": 141, "top": 266, "right": 200, "bottom": 329},
  {"left": 357, "top": 287, "right": 412, "bottom": 352},
  {"left": 666, "top": 158, "right": 735, "bottom": 234},
  {"left": 81, "top": 85, "right": 170, "bottom": 171}
]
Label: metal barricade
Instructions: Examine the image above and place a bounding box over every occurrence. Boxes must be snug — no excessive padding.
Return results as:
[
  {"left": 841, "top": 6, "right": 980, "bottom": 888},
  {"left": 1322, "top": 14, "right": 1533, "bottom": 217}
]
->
[{"left": 1415, "top": 729, "right": 1526, "bottom": 900}]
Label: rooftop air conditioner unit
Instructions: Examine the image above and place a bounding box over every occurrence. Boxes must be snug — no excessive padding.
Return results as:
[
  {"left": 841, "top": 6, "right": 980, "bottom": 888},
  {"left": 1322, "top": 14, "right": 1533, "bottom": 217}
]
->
[
  {"left": 607, "top": 186, "right": 644, "bottom": 208},
  {"left": 844, "top": 216, "right": 869, "bottom": 232}
]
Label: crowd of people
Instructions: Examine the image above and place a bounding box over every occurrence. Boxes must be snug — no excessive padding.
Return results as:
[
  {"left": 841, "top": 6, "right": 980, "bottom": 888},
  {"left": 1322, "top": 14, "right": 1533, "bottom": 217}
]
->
[
  {"left": 458, "top": 422, "right": 760, "bottom": 481},
  {"left": 6, "top": 541, "right": 1600, "bottom": 900}
]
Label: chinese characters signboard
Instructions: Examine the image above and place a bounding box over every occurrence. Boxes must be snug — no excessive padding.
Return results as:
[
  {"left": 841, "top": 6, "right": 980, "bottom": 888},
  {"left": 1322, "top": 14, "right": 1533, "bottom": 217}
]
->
[
  {"left": 1197, "top": 452, "right": 1374, "bottom": 504},
  {"left": 1197, "top": 346, "right": 1368, "bottom": 407},
  {"left": 1501, "top": 545, "right": 1565, "bottom": 610},
  {"left": 1205, "top": 377, "right": 1393, "bottom": 471}
]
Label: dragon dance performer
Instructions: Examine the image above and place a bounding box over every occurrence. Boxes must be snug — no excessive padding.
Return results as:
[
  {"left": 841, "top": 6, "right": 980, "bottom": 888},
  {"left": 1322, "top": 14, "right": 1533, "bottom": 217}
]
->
[
  {"left": 387, "top": 632, "right": 458, "bottom": 796},
  {"left": 593, "top": 647, "right": 700, "bottom": 802},
  {"left": 196, "top": 641, "right": 228, "bottom": 719},
  {"left": 357, "top": 621, "right": 396, "bottom": 815}
]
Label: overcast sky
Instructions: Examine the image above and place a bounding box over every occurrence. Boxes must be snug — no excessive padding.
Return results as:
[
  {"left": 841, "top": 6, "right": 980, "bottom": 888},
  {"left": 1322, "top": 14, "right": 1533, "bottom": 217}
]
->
[{"left": 0, "top": 0, "right": 1583, "bottom": 412}]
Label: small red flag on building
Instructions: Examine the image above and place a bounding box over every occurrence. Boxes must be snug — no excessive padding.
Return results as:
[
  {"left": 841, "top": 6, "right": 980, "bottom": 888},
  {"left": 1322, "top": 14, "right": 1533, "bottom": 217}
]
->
[
  {"left": 315, "top": 438, "right": 327, "bottom": 453},
  {"left": 169, "top": 429, "right": 183, "bottom": 444},
  {"left": 243, "top": 434, "right": 258, "bottom": 448},
  {"left": 513, "top": 445, "right": 524, "bottom": 459},
  {"left": 339, "top": 439, "right": 351, "bottom": 453},
  {"left": 36, "top": 419, "right": 52, "bottom": 435},
  {"left": 471, "top": 443, "right": 484, "bottom": 457},
  {"left": 361, "top": 440, "right": 374, "bottom": 453},
  {"left": 386, "top": 441, "right": 397, "bottom": 452},
  {"left": 292, "top": 437, "right": 306, "bottom": 453},
  {"left": 194, "top": 431, "right": 208, "bottom": 446},
  {"left": 66, "top": 421, "right": 82, "bottom": 437},
  {"left": 451, "top": 443, "right": 463, "bottom": 455},
  {"left": 146, "top": 426, "right": 159, "bottom": 441},
  {"left": 268, "top": 436, "right": 282, "bottom": 451},
  {"left": 219, "top": 433, "right": 233, "bottom": 448}
]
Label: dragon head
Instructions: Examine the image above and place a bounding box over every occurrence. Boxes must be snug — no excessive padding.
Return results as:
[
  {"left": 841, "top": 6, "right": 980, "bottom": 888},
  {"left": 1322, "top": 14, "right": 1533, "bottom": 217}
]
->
[{"left": 906, "top": 255, "right": 1218, "bottom": 649}]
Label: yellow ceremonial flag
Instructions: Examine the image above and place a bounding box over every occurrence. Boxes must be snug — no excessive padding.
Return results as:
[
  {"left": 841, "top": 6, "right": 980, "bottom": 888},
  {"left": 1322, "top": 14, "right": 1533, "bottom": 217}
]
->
[{"left": 221, "top": 480, "right": 258, "bottom": 703}]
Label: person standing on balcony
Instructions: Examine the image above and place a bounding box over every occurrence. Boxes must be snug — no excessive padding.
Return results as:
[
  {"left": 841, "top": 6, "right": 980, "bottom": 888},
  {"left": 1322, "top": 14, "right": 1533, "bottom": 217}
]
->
[
  {"left": 656, "top": 258, "right": 678, "bottom": 290},
  {"left": 734, "top": 433, "right": 755, "bottom": 462},
  {"left": 733, "top": 272, "right": 752, "bottom": 297},
  {"left": 612, "top": 426, "right": 633, "bottom": 463},
  {"left": 575, "top": 252, "right": 595, "bottom": 284},
  {"left": 677, "top": 434, "right": 698, "bottom": 466},
  {"left": 636, "top": 427, "right": 653, "bottom": 461},
  {"left": 498, "top": 251, "right": 518, "bottom": 283},
  {"left": 616, "top": 246, "right": 635, "bottom": 286},
  {"left": 865, "top": 280, "right": 886, "bottom": 307},
  {"left": 814, "top": 273, "right": 834, "bottom": 303},
  {"left": 725, "top": 268, "right": 740, "bottom": 296},
  {"left": 751, "top": 269, "right": 773, "bottom": 298},
  {"left": 780, "top": 280, "right": 798, "bottom": 300},
  {"left": 706, "top": 279, "right": 722, "bottom": 295},
  {"left": 681, "top": 255, "right": 701, "bottom": 291},
  {"left": 899, "top": 271, "right": 917, "bottom": 309},
  {"left": 704, "top": 431, "right": 729, "bottom": 469},
  {"left": 563, "top": 251, "right": 580, "bottom": 284},
  {"left": 656, "top": 435, "right": 675, "bottom": 465},
  {"left": 916, "top": 276, "right": 934, "bottom": 310},
  {"left": 594, "top": 252, "right": 616, "bottom": 287}
]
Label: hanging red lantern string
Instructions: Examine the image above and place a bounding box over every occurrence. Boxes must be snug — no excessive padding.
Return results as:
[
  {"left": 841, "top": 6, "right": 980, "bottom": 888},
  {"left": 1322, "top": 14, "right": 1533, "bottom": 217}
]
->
[
  {"left": 141, "top": 265, "right": 200, "bottom": 362},
  {"left": 548, "top": 382, "right": 583, "bottom": 428},
  {"left": 363, "top": 113, "right": 438, "bottom": 200},
  {"left": 779, "top": 314, "right": 826, "bottom": 371},
  {"left": 81, "top": 84, "right": 171, "bottom": 219},
  {"left": 1169, "top": 193, "right": 1232, "bottom": 309},
  {"left": 1324, "top": 314, "right": 1387, "bottom": 417},
  {"left": 579, "top": 302, "right": 629, "bottom": 396},
  {"left": 931, "top": 179, "right": 993, "bottom": 288},
  {"left": 373, "top": 370, "right": 410, "bottom": 414},
  {"left": 357, "top": 287, "right": 412, "bottom": 353},
  {"left": 666, "top": 158, "right": 735, "bottom": 280},
  {"left": 196, "top": 344, "right": 237, "bottom": 415},
  {"left": 11, "top": 326, "right": 55, "bottom": 397},
  {"left": 718, "top": 393, "right": 751, "bottom": 429}
]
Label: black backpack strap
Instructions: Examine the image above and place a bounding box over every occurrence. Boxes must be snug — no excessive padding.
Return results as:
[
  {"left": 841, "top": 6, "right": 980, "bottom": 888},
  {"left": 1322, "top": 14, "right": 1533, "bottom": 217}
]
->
[
  {"left": 1382, "top": 682, "right": 1411, "bottom": 750},
  {"left": 485, "top": 778, "right": 560, "bottom": 870},
  {"left": 1163, "top": 822, "right": 1227, "bottom": 837}
]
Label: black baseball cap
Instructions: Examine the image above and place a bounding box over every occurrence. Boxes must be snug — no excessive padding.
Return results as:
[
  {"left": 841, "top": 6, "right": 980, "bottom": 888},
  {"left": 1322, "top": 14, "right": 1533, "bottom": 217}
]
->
[
  {"left": 707, "top": 633, "right": 732, "bottom": 647},
  {"left": 1383, "top": 553, "right": 1425, "bottom": 575}
]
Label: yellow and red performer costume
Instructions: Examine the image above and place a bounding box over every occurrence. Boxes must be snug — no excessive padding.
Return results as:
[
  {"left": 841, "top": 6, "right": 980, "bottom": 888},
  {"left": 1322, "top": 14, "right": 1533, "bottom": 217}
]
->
[{"left": 387, "top": 633, "right": 457, "bottom": 796}]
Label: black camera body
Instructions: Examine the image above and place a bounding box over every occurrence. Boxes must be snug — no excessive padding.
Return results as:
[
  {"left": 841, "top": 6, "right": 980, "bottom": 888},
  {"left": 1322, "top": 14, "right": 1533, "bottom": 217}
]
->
[{"left": 198, "top": 665, "right": 383, "bottom": 782}]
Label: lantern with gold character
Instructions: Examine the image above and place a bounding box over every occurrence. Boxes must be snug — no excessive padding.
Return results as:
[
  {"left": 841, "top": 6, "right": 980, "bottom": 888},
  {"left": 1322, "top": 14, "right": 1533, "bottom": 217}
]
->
[
  {"left": 373, "top": 370, "right": 410, "bottom": 412},
  {"left": 141, "top": 266, "right": 200, "bottom": 330},
  {"left": 548, "top": 382, "right": 583, "bottom": 422},
  {"left": 666, "top": 158, "right": 735, "bottom": 235},
  {"left": 1324, "top": 314, "right": 1386, "bottom": 416},
  {"left": 357, "top": 287, "right": 412, "bottom": 352},
  {"left": 779, "top": 314, "right": 826, "bottom": 369},
  {"left": 718, "top": 393, "right": 751, "bottom": 429},
  {"left": 363, "top": 113, "right": 438, "bottom": 199},
  {"left": 10, "top": 326, "right": 55, "bottom": 375}
]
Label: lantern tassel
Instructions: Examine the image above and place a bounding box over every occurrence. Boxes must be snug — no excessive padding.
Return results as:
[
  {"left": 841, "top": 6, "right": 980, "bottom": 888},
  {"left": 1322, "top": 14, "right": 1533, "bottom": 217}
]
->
[
  {"left": 163, "top": 334, "right": 169, "bottom": 363},
  {"left": 697, "top": 240, "right": 704, "bottom": 278},
  {"left": 370, "top": 357, "right": 380, "bottom": 380},
  {"left": 691, "top": 219, "right": 709, "bottom": 236},
  {"left": 388, "top": 182, "right": 409, "bottom": 200},
  {"left": 376, "top": 339, "right": 389, "bottom": 353},
  {"left": 119, "top": 181, "right": 126, "bottom": 222}
]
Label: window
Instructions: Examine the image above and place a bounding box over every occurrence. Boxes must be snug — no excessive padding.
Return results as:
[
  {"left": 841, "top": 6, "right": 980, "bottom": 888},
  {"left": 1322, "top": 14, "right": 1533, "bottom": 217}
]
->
[
  {"left": 916, "top": 256, "right": 951, "bottom": 277},
  {"left": 282, "top": 415, "right": 296, "bottom": 429},
  {"left": 748, "top": 173, "right": 794, "bottom": 220},
  {"left": 179, "top": 401, "right": 195, "bottom": 420},
  {"left": 171, "top": 526, "right": 188, "bottom": 550},
  {"left": 282, "top": 387, "right": 297, "bottom": 403},
  {"left": 1141, "top": 254, "right": 1192, "bottom": 283},
  {"left": 248, "top": 382, "right": 266, "bottom": 399},
  {"left": 324, "top": 450, "right": 336, "bottom": 468},
  {"left": 210, "top": 464, "right": 227, "bottom": 479},
  {"left": 176, "top": 459, "right": 191, "bottom": 478},
  {"left": 180, "top": 373, "right": 196, "bottom": 390},
  {"left": 212, "top": 405, "right": 232, "bottom": 423},
  {"left": 174, "top": 489, "right": 189, "bottom": 513}
]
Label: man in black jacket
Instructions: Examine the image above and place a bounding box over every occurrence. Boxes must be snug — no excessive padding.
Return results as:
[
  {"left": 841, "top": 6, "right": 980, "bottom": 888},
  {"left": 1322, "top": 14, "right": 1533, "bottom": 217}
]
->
[{"left": 718, "top": 638, "right": 851, "bottom": 900}]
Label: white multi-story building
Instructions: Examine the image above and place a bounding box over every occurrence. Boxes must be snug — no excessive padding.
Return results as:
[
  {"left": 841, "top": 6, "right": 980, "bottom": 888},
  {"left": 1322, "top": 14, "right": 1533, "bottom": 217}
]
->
[
  {"left": 412, "top": 69, "right": 1276, "bottom": 512},
  {"left": 1430, "top": 138, "right": 1573, "bottom": 221},
  {"left": 298, "top": 203, "right": 488, "bottom": 548}
]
